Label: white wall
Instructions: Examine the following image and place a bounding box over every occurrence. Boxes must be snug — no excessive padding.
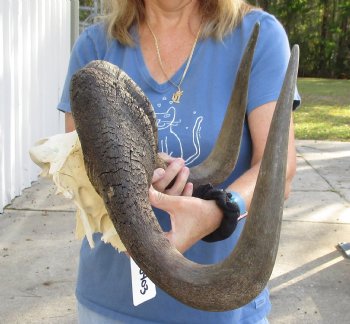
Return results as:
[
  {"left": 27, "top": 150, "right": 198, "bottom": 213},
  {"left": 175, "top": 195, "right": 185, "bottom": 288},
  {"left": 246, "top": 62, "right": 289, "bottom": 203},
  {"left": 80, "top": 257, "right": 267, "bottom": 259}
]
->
[{"left": 0, "top": 0, "right": 71, "bottom": 212}]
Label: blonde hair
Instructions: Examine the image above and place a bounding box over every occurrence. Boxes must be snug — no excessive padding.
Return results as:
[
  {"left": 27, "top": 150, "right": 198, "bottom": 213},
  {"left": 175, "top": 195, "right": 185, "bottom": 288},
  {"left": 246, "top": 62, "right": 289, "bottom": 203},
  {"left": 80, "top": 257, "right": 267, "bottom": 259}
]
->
[{"left": 102, "top": 0, "right": 255, "bottom": 46}]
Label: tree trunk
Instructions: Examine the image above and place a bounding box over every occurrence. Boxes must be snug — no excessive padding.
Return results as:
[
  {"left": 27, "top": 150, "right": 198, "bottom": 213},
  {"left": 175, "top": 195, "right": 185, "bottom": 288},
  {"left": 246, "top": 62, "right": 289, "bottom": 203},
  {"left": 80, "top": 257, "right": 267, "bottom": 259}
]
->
[
  {"left": 318, "top": 0, "right": 331, "bottom": 76},
  {"left": 335, "top": 9, "right": 349, "bottom": 78}
]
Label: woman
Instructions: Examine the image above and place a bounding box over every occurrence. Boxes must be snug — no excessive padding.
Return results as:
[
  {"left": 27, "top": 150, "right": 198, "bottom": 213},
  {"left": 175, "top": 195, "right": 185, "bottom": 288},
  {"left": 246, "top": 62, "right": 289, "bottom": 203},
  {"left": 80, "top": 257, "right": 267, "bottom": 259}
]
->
[{"left": 59, "top": 0, "right": 299, "bottom": 322}]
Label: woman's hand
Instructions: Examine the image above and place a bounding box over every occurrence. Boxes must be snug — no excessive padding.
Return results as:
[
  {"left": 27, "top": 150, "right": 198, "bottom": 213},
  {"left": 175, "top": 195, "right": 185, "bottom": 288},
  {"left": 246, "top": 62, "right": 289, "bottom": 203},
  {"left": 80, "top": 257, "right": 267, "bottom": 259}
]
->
[
  {"left": 152, "top": 153, "right": 193, "bottom": 196},
  {"left": 149, "top": 187, "right": 223, "bottom": 253},
  {"left": 150, "top": 153, "right": 222, "bottom": 253}
]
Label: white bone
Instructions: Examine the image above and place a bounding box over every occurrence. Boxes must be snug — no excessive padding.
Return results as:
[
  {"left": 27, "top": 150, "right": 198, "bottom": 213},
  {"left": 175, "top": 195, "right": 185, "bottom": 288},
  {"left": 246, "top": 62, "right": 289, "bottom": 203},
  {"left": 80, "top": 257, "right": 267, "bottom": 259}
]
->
[{"left": 29, "top": 131, "right": 126, "bottom": 252}]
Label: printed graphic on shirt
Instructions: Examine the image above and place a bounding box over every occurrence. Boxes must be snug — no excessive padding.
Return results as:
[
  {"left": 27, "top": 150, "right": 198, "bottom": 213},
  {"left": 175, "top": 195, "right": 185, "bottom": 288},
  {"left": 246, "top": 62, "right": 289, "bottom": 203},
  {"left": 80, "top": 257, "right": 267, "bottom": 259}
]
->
[{"left": 155, "top": 97, "right": 203, "bottom": 166}]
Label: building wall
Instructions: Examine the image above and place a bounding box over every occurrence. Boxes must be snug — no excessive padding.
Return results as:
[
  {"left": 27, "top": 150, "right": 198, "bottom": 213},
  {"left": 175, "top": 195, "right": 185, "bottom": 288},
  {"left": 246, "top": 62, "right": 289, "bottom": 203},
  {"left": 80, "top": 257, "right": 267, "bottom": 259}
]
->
[{"left": 0, "top": 0, "right": 71, "bottom": 212}]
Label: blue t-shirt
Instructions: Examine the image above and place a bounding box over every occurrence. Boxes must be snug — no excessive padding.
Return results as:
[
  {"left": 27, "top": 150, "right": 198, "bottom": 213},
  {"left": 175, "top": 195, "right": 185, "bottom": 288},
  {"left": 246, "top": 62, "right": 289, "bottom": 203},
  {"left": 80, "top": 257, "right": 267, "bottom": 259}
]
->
[{"left": 58, "top": 9, "right": 299, "bottom": 324}]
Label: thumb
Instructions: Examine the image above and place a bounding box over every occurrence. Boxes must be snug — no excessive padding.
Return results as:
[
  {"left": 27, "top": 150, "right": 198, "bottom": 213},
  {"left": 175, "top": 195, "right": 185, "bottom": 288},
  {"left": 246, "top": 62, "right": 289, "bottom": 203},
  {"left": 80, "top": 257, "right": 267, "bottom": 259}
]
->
[{"left": 149, "top": 186, "right": 177, "bottom": 212}]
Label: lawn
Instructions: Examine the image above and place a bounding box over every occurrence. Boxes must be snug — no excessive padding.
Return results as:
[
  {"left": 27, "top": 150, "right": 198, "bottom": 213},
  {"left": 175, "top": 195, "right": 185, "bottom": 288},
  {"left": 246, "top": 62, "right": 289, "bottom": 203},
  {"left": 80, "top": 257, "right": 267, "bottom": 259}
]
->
[{"left": 294, "top": 78, "right": 350, "bottom": 141}]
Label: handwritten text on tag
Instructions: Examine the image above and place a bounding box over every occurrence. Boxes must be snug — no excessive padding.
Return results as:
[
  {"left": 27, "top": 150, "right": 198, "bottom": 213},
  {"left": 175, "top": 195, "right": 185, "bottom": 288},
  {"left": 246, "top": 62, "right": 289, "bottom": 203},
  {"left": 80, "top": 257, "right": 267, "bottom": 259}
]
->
[{"left": 130, "top": 258, "right": 156, "bottom": 306}]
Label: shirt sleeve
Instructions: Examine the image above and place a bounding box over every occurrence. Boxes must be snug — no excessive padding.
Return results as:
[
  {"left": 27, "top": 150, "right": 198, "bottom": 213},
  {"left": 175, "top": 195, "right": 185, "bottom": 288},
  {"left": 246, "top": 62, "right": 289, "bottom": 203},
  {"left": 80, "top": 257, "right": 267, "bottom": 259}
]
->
[
  {"left": 57, "top": 27, "right": 101, "bottom": 113},
  {"left": 246, "top": 13, "right": 300, "bottom": 114}
]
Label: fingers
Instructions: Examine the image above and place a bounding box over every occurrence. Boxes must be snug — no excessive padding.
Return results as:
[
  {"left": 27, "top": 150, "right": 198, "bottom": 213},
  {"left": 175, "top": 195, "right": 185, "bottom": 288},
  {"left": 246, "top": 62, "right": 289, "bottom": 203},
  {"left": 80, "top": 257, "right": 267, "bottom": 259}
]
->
[
  {"left": 182, "top": 182, "right": 193, "bottom": 197},
  {"left": 157, "top": 152, "right": 176, "bottom": 164},
  {"left": 152, "top": 168, "right": 165, "bottom": 183},
  {"left": 164, "top": 166, "right": 190, "bottom": 196},
  {"left": 153, "top": 158, "right": 190, "bottom": 195}
]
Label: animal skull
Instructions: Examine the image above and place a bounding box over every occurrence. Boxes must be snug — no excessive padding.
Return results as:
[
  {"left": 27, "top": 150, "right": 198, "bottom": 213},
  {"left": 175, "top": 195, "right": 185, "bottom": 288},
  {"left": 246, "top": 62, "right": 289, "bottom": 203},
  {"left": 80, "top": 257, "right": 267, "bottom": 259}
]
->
[{"left": 29, "top": 131, "right": 127, "bottom": 251}]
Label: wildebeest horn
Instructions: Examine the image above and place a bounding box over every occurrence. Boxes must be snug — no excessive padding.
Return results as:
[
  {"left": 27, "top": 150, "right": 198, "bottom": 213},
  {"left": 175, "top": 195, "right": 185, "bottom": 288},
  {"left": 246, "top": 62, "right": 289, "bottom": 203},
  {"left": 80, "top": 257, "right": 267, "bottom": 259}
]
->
[
  {"left": 70, "top": 24, "right": 299, "bottom": 310},
  {"left": 188, "top": 23, "right": 259, "bottom": 187}
]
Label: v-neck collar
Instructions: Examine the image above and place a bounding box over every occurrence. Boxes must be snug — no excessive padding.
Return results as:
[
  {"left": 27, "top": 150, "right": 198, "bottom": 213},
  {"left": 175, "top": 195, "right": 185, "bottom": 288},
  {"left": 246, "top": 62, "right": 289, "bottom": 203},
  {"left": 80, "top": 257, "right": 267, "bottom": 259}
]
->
[{"left": 132, "top": 25, "right": 203, "bottom": 93}]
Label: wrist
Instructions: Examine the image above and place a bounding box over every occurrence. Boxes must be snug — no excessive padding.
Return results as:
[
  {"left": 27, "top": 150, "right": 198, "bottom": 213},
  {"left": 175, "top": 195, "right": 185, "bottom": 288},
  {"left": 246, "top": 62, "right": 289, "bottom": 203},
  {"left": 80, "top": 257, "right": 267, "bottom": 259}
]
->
[
  {"left": 193, "top": 184, "right": 241, "bottom": 243},
  {"left": 200, "top": 200, "right": 224, "bottom": 236}
]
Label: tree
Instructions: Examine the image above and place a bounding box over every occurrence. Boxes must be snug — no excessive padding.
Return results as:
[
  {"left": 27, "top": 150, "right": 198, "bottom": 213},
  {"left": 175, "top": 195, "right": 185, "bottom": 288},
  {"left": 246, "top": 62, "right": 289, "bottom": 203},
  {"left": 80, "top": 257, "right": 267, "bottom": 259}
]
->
[{"left": 249, "top": 0, "right": 350, "bottom": 78}]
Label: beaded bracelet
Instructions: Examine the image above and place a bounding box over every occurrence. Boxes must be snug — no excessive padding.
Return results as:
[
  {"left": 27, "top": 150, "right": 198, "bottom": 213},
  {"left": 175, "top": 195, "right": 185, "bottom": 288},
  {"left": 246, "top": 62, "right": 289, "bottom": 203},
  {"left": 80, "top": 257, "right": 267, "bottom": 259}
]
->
[{"left": 192, "top": 184, "right": 247, "bottom": 242}]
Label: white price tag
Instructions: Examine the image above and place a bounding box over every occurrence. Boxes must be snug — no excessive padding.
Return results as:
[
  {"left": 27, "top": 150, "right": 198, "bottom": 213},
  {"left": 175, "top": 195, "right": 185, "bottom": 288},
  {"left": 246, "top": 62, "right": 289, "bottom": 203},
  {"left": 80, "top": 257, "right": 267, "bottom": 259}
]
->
[{"left": 130, "top": 258, "right": 157, "bottom": 306}]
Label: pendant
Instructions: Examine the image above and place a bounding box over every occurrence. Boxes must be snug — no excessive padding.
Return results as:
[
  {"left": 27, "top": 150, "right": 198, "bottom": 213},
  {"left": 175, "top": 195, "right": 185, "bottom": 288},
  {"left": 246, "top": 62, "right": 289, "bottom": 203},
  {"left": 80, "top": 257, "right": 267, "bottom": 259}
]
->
[{"left": 172, "top": 90, "right": 183, "bottom": 104}]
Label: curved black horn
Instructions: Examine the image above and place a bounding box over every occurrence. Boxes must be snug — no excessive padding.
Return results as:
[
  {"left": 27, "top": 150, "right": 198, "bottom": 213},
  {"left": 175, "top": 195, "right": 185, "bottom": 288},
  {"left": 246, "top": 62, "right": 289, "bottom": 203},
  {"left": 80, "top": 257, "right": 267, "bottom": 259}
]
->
[
  {"left": 71, "top": 41, "right": 299, "bottom": 311},
  {"left": 188, "top": 23, "right": 260, "bottom": 188}
]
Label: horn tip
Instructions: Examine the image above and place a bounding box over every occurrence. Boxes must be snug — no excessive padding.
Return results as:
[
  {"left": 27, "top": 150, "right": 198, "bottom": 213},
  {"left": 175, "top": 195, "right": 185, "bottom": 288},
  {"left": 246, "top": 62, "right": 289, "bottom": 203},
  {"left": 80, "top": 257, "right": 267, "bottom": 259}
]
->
[
  {"left": 291, "top": 44, "right": 300, "bottom": 56},
  {"left": 253, "top": 22, "right": 260, "bottom": 34}
]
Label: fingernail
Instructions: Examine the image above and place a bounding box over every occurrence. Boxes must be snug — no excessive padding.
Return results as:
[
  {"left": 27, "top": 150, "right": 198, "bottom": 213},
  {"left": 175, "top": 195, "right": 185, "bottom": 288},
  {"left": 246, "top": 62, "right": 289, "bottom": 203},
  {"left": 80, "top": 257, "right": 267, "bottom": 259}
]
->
[
  {"left": 182, "top": 166, "right": 189, "bottom": 173},
  {"left": 175, "top": 158, "right": 185, "bottom": 166},
  {"left": 155, "top": 168, "right": 165, "bottom": 177}
]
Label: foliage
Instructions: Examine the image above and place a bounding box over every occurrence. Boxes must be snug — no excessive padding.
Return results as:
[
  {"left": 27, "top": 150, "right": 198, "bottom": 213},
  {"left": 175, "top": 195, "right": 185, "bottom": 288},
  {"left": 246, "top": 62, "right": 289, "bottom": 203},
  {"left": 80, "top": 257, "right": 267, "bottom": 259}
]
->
[
  {"left": 79, "top": 0, "right": 98, "bottom": 22},
  {"left": 294, "top": 78, "right": 350, "bottom": 141},
  {"left": 250, "top": 0, "right": 350, "bottom": 79}
]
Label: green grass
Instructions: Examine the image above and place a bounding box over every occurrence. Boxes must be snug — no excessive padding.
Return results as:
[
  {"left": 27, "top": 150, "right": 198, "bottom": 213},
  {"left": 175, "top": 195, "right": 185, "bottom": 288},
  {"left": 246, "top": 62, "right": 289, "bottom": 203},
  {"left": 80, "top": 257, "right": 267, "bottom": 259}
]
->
[{"left": 294, "top": 78, "right": 350, "bottom": 141}]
